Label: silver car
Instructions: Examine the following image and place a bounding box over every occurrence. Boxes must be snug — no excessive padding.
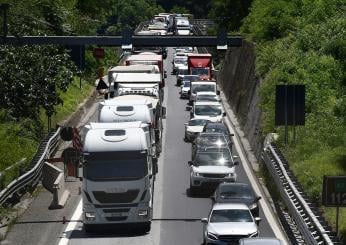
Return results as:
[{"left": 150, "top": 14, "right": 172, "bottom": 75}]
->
[{"left": 201, "top": 203, "right": 261, "bottom": 245}]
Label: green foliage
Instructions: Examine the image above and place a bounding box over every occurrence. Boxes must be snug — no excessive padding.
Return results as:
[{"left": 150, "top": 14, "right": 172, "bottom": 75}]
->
[
  {"left": 241, "top": 0, "right": 346, "bottom": 238},
  {"left": 241, "top": 0, "right": 297, "bottom": 41},
  {"left": 103, "top": 0, "right": 164, "bottom": 35},
  {"left": 170, "top": 5, "right": 190, "bottom": 14},
  {"left": 208, "top": 0, "right": 252, "bottom": 31},
  {"left": 0, "top": 45, "right": 75, "bottom": 119}
]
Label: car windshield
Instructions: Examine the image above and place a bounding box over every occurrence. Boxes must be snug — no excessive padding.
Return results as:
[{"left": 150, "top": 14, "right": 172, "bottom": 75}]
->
[
  {"left": 174, "top": 58, "right": 186, "bottom": 64},
  {"left": 178, "top": 69, "right": 189, "bottom": 75},
  {"left": 192, "top": 84, "right": 215, "bottom": 93},
  {"left": 183, "top": 81, "right": 191, "bottom": 87},
  {"left": 196, "top": 134, "right": 227, "bottom": 147},
  {"left": 194, "top": 104, "right": 222, "bottom": 116},
  {"left": 188, "top": 119, "right": 209, "bottom": 126},
  {"left": 85, "top": 151, "right": 147, "bottom": 181},
  {"left": 184, "top": 76, "right": 199, "bottom": 82},
  {"left": 218, "top": 185, "right": 253, "bottom": 199},
  {"left": 205, "top": 126, "right": 228, "bottom": 134},
  {"left": 195, "top": 150, "right": 232, "bottom": 166},
  {"left": 210, "top": 209, "right": 253, "bottom": 223},
  {"left": 191, "top": 67, "right": 209, "bottom": 76},
  {"left": 197, "top": 94, "right": 218, "bottom": 102}
]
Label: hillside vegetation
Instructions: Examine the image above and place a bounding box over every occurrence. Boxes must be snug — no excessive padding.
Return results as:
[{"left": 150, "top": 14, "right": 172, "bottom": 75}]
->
[
  {"left": 0, "top": 0, "right": 162, "bottom": 185},
  {"left": 240, "top": 0, "right": 346, "bottom": 237}
]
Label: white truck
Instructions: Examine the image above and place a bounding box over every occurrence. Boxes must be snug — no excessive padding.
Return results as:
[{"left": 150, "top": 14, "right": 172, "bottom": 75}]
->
[
  {"left": 110, "top": 72, "right": 165, "bottom": 154},
  {"left": 98, "top": 97, "right": 161, "bottom": 158},
  {"left": 82, "top": 122, "right": 155, "bottom": 233},
  {"left": 189, "top": 81, "right": 218, "bottom": 105}
]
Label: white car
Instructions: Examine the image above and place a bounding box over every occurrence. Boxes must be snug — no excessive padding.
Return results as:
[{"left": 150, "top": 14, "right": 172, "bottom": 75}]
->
[
  {"left": 191, "top": 101, "right": 225, "bottom": 122},
  {"left": 184, "top": 118, "right": 210, "bottom": 141},
  {"left": 196, "top": 91, "right": 220, "bottom": 103},
  {"left": 172, "top": 53, "right": 187, "bottom": 74},
  {"left": 188, "top": 147, "right": 238, "bottom": 194},
  {"left": 201, "top": 203, "right": 261, "bottom": 245},
  {"left": 180, "top": 80, "right": 191, "bottom": 99}
]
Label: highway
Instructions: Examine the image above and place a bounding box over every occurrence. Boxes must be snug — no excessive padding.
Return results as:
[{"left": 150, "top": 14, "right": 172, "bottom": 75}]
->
[{"left": 3, "top": 48, "right": 279, "bottom": 245}]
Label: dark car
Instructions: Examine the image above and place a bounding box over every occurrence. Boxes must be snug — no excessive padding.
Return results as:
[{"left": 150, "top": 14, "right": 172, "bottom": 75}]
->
[
  {"left": 212, "top": 182, "right": 261, "bottom": 217},
  {"left": 203, "top": 122, "right": 234, "bottom": 148},
  {"left": 192, "top": 132, "right": 232, "bottom": 159}
]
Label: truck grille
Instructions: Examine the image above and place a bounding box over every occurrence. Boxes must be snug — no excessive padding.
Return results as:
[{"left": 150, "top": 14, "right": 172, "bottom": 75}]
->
[
  {"left": 202, "top": 173, "right": 227, "bottom": 178},
  {"left": 93, "top": 190, "right": 139, "bottom": 203},
  {"left": 105, "top": 217, "right": 127, "bottom": 222}
]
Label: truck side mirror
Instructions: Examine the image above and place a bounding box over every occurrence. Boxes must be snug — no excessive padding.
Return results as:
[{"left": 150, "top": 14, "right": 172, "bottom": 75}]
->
[
  {"left": 162, "top": 106, "right": 167, "bottom": 119},
  {"left": 153, "top": 161, "right": 158, "bottom": 174},
  {"left": 188, "top": 161, "right": 193, "bottom": 166},
  {"left": 255, "top": 217, "right": 262, "bottom": 225},
  {"left": 78, "top": 166, "right": 83, "bottom": 181},
  {"left": 201, "top": 218, "right": 208, "bottom": 223},
  {"left": 223, "top": 112, "right": 226, "bottom": 117}
]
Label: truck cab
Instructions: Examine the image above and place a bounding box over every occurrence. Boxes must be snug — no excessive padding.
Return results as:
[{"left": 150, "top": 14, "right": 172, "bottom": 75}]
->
[{"left": 82, "top": 124, "right": 154, "bottom": 233}]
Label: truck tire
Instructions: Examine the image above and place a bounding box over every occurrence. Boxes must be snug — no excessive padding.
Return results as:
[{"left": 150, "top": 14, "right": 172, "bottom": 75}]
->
[
  {"left": 142, "top": 222, "right": 151, "bottom": 233},
  {"left": 84, "top": 224, "right": 94, "bottom": 234}
]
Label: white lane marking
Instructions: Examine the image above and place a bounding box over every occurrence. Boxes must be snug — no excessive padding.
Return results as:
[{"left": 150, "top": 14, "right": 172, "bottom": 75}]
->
[
  {"left": 58, "top": 198, "right": 82, "bottom": 245},
  {"left": 223, "top": 110, "right": 289, "bottom": 244}
]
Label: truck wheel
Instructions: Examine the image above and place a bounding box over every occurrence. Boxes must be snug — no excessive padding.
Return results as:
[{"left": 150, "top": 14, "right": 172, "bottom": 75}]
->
[
  {"left": 84, "top": 224, "right": 94, "bottom": 234},
  {"left": 189, "top": 185, "right": 198, "bottom": 196},
  {"left": 142, "top": 222, "right": 151, "bottom": 233}
]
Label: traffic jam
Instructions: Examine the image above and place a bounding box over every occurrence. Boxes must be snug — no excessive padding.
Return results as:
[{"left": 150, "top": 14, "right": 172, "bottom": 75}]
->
[{"left": 89, "top": 13, "right": 283, "bottom": 245}]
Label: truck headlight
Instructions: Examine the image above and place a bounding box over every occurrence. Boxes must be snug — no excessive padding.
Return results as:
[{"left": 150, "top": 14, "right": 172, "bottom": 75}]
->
[
  {"left": 207, "top": 231, "right": 218, "bottom": 240},
  {"left": 85, "top": 212, "right": 96, "bottom": 221},
  {"left": 138, "top": 209, "right": 148, "bottom": 217},
  {"left": 193, "top": 172, "right": 201, "bottom": 177}
]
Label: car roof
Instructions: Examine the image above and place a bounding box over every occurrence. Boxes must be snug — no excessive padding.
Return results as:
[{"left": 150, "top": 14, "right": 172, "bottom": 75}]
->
[{"left": 212, "top": 203, "right": 249, "bottom": 210}]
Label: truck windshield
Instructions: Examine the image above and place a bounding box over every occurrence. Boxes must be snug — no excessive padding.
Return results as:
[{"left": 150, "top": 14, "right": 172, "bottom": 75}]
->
[
  {"left": 84, "top": 151, "right": 147, "bottom": 181},
  {"left": 192, "top": 84, "right": 215, "bottom": 93},
  {"left": 194, "top": 104, "right": 222, "bottom": 116},
  {"left": 191, "top": 68, "right": 209, "bottom": 76}
]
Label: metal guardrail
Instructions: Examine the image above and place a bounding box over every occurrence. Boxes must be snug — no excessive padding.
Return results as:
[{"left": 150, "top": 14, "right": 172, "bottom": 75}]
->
[
  {"left": 262, "top": 143, "right": 341, "bottom": 244},
  {"left": 0, "top": 128, "right": 61, "bottom": 206}
]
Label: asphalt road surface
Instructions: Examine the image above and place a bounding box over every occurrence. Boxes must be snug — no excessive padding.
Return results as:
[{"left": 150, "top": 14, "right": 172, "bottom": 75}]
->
[{"left": 2, "top": 48, "right": 277, "bottom": 245}]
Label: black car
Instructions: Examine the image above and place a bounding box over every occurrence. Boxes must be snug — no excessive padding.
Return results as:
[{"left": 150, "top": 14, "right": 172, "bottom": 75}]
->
[
  {"left": 212, "top": 182, "right": 261, "bottom": 217},
  {"left": 203, "top": 122, "right": 234, "bottom": 148}
]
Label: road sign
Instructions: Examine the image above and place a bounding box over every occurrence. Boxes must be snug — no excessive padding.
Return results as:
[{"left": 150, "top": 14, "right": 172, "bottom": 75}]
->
[
  {"left": 322, "top": 176, "right": 346, "bottom": 207},
  {"left": 275, "top": 84, "right": 305, "bottom": 126}
]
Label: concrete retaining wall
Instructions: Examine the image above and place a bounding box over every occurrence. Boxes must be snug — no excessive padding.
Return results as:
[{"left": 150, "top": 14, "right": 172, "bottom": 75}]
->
[{"left": 218, "top": 41, "right": 263, "bottom": 160}]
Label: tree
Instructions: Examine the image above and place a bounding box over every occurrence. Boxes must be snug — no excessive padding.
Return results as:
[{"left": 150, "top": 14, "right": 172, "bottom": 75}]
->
[{"left": 208, "top": 0, "right": 252, "bottom": 31}]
